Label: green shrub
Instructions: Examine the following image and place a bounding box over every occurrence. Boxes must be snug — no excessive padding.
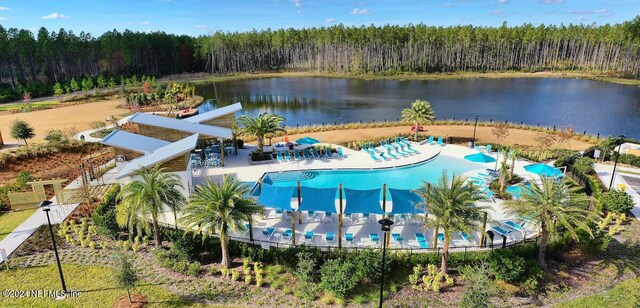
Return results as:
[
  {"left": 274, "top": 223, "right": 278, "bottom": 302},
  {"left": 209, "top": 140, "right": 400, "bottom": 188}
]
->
[
  {"left": 221, "top": 266, "right": 230, "bottom": 278},
  {"left": 209, "top": 266, "right": 218, "bottom": 276},
  {"left": 573, "top": 157, "right": 595, "bottom": 174},
  {"left": 172, "top": 260, "right": 189, "bottom": 274},
  {"left": 488, "top": 249, "right": 527, "bottom": 283},
  {"left": 15, "top": 171, "right": 34, "bottom": 188},
  {"left": 599, "top": 190, "right": 634, "bottom": 213},
  {"left": 554, "top": 152, "right": 581, "bottom": 168},
  {"left": 352, "top": 248, "right": 387, "bottom": 284},
  {"left": 254, "top": 262, "right": 264, "bottom": 286},
  {"left": 92, "top": 185, "right": 120, "bottom": 237},
  {"left": 460, "top": 264, "right": 495, "bottom": 308},
  {"left": 295, "top": 251, "right": 319, "bottom": 283},
  {"left": 320, "top": 259, "right": 359, "bottom": 299},
  {"left": 231, "top": 270, "right": 240, "bottom": 281},
  {"left": 187, "top": 261, "right": 202, "bottom": 276}
]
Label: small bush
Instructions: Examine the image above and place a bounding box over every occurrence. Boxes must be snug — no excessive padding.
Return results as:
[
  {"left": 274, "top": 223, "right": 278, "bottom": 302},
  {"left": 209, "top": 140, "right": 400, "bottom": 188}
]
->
[
  {"left": 209, "top": 266, "right": 218, "bottom": 276},
  {"left": 221, "top": 266, "right": 230, "bottom": 278},
  {"left": 488, "top": 249, "right": 527, "bottom": 283},
  {"left": 599, "top": 190, "right": 634, "bottom": 214},
  {"left": 172, "top": 260, "right": 189, "bottom": 274},
  {"left": 460, "top": 264, "right": 495, "bottom": 308},
  {"left": 188, "top": 261, "right": 202, "bottom": 276},
  {"left": 573, "top": 157, "right": 595, "bottom": 174},
  {"left": 320, "top": 259, "right": 359, "bottom": 299},
  {"left": 231, "top": 270, "right": 240, "bottom": 281}
]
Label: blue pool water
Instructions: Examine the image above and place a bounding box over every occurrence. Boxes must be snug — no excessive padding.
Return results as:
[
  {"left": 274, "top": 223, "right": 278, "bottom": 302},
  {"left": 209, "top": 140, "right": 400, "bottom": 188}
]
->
[
  {"left": 263, "top": 155, "right": 483, "bottom": 190},
  {"left": 505, "top": 186, "right": 522, "bottom": 199}
]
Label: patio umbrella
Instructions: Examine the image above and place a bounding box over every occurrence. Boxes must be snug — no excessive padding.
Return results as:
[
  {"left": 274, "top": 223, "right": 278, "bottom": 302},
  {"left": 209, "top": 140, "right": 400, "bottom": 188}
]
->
[
  {"left": 524, "top": 163, "right": 562, "bottom": 177},
  {"left": 464, "top": 152, "right": 497, "bottom": 163},
  {"left": 296, "top": 136, "right": 320, "bottom": 145}
]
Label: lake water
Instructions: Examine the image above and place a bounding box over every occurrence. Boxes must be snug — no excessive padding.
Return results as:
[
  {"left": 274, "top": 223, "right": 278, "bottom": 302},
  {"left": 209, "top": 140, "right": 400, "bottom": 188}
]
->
[{"left": 196, "top": 77, "right": 640, "bottom": 139}]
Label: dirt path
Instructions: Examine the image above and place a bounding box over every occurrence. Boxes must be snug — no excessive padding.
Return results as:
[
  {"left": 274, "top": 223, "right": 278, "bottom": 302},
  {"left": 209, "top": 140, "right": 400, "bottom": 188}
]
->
[
  {"left": 0, "top": 99, "right": 129, "bottom": 143},
  {"left": 279, "top": 125, "right": 594, "bottom": 150}
]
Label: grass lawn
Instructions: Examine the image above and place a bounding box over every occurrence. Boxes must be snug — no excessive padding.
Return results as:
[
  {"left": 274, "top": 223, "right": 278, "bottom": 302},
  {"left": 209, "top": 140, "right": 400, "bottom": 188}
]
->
[
  {"left": 0, "top": 264, "right": 208, "bottom": 307},
  {"left": 0, "top": 101, "right": 60, "bottom": 111},
  {"left": 0, "top": 209, "right": 37, "bottom": 240},
  {"left": 555, "top": 278, "right": 640, "bottom": 307}
]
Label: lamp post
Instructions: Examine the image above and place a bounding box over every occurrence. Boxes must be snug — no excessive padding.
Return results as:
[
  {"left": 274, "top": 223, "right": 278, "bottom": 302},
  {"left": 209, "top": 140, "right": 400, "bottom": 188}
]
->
[
  {"left": 471, "top": 114, "right": 479, "bottom": 147},
  {"left": 609, "top": 135, "right": 626, "bottom": 190},
  {"left": 40, "top": 200, "right": 67, "bottom": 294},
  {"left": 378, "top": 217, "right": 394, "bottom": 308}
]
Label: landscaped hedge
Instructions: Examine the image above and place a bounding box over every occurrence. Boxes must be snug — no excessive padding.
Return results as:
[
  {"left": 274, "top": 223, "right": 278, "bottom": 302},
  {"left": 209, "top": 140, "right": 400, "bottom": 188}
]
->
[{"left": 92, "top": 184, "right": 120, "bottom": 237}]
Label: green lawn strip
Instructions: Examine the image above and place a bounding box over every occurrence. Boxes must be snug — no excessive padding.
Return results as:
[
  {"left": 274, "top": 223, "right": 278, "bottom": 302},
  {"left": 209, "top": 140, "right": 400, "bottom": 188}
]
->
[
  {"left": 0, "top": 101, "right": 60, "bottom": 111},
  {"left": 554, "top": 278, "right": 640, "bottom": 308},
  {"left": 0, "top": 209, "right": 37, "bottom": 241},
  {"left": 0, "top": 264, "right": 207, "bottom": 307}
]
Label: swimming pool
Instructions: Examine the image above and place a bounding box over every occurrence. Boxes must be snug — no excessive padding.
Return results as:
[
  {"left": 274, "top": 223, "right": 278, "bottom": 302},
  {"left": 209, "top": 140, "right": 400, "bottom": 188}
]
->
[{"left": 262, "top": 155, "right": 483, "bottom": 190}]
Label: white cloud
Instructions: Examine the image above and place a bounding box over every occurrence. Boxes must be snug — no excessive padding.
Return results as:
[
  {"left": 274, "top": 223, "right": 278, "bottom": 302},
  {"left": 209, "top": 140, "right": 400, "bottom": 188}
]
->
[
  {"left": 490, "top": 9, "right": 503, "bottom": 16},
  {"left": 350, "top": 8, "right": 370, "bottom": 15},
  {"left": 140, "top": 21, "right": 150, "bottom": 25},
  {"left": 442, "top": 2, "right": 456, "bottom": 7},
  {"left": 325, "top": 18, "right": 336, "bottom": 23},
  {"left": 497, "top": 0, "right": 509, "bottom": 4},
  {"left": 567, "top": 9, "right": 611, "bottom": 17},
  {"left": 0, "top": 17, "right": 5, "bottom": 21},
  {"left": 195, "top": 25, "right": 208, "bottom": 29},
  {"left": 42, "top": 13, "right": 69, "bottom": 20},
  {"left": 292, "top": 0, "right": 302, "bottom": 8},
  {"left": 578, "top": 16, "right": 588, "bottom": 21},
  {"left": 0, "top": 7, "right": 10, "bottom": 11},
  {"left": 542, "top": 0, "right": 565, "bottom": 3}
]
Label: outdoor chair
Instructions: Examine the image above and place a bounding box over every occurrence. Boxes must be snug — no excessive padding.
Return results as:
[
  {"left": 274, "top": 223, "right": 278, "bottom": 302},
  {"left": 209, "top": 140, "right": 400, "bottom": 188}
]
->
[
  {"left": 325, "top": 232, "right": 335, "bottom": 243},
  {"left": 459, "top": 232, "right": 473, "bottom": 246},
  {"left": 415, "top": 233, "right": 429, "bottom": 249},
  {"left": 369, "top": 233, "right": 380, "bottom": 246},
  {"left": 345, "top": 233, "right": 354, "bottom": 245},
  {"left": 391, "top": 233, "right": 404, "bottom": 247},
  {"left": 262, "top": 227, "right": 275, "bottom": 240},
  {"left": 492, "top": 226, "right": 515, "bottom": 240},
  {"left": 282, "top": 229, "right": 293, "bottom": 241},
  {"left": 436, "top": 136, "right": 444, "bottom": 146},
  {"left": 337, "top": 147, "right": 345, "bottom": 158},
  {"left": 303, "top": 149, "right": 311, "bottom": 160}
]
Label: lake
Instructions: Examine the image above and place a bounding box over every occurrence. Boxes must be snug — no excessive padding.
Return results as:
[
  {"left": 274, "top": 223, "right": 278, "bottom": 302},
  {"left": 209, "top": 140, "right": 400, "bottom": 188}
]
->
[{"left": 196, "top": 77, "right": 640, "bottom": 139}]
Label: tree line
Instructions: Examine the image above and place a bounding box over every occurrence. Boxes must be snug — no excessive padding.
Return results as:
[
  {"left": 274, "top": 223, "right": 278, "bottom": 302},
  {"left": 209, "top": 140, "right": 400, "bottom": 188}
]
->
[
  {"left": 1, "top": 17, "right": 640, "bottom": 102},
  {"left": 197, "top": 18, "right": 640, "bottom": 76}
]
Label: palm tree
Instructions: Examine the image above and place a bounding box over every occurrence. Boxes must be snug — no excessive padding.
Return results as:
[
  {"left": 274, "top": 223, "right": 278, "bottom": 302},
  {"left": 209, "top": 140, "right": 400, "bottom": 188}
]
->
[
  {"left": 414, "top": 172, "right": 486, "bottom": 274},
  {"left": 498, "top": 148, "right": 511, "bottom": 193},
  {"left": 180, "top": 177, "right": 260, "bottom": 268},
  {"left": 510, "top": 148, "right": 520, "bottom": 179},
  {"left": 401, "top": 99, "right": 435, "bottom": 141},
  {"left": 504, "top": 177, "right": 595, "bottom": 270},
  {"left": 118, "top": 164, "right": 184, "bottom": 247},
  {"left": 236, "top": 113, "right": 286, "bottom": 153}
]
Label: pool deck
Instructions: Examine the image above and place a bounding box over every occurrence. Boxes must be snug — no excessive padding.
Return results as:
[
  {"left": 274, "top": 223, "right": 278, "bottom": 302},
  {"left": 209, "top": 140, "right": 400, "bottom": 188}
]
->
[{"left": 173, "top": 140, "right": 542, "bottom": 249}]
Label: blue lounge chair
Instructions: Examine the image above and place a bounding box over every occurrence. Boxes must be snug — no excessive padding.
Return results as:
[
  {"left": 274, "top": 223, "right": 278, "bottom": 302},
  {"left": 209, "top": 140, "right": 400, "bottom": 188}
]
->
[
  {"left": 283, "top": 229, "right": 293, "bottom": 240},
  {"left": 369, "top": 233, "right": 380, "bottom": 244},
  {"left": 324, "top": 212, "right": 333, "bottom": 222},
  {"left": 485, "top": 191, "right": 496, "bottom": 202},
  {"left": 361, "top": 143, "right": 368, "bottom": 152},
  {"left": 369, "top": 142, "right": 376, "bottom": 151},
  {"left": 436, "top": 137, "right": 444, "bottom": 146},
  {"left": 486, "top": 144, "right": 492, "bottom": 153},
  {"left": 492, "top": 226, "right": 515, "bottom": 240},
  {"left": 369, "top": 151, "right": 382, "bottom": 162},
  {"left": 303, "top": 148, "right": 311, "bottom": 159},
  {"left": 262, "top": 227, "right": 275, "bottom": 240},
  {"left": 276, "top": 151, "right": 283, "bottom": 162},
  {"left": 460, "top": 232, "right": 473, "bottom": 245},
  {"left": 504, "top": 221, "right": 526, "bottom": 231},
  {"left": 294, "top": 150, "right": 302, "bottom": 160},
  {"left": 304, "top": 231, "right": 314, "bottom": 240},
  {"left": 386, "top": 147, "right": 399, "bottom": 159},
  {"left": 312, "top": 147, "right": 322, "bottom": 158},
  {"left": 284, "top": 151, "right": 291, "bottom": 161},
  {"left": 326, "top": 149, "right": 334, "bottom": 158},
  {"left": 437, "top": 233, "right": 445, "bottom": 244},
  {"left": 395, "top": 146, "right": 409, "bottom": 157},
  {"left": 426, "top": 136, "right": 434, "bottom": 145},
  {"left": 400, "top": 137, "right": 411, "bottom": 145},
  {"left": 415, "top": 233, "right": 428, "bottom": 249},
  {"left": 337, "top": 147, "right": 344, "bottom": 158},
  {"left": 391, "top": 233, "right": 404, "bottom": 246},
  {"left": 345, "top": 233, "right": 354, "bottom": 244},
  {"left": 403, "top": 143, "right": 417, "bottom": 154},
  {"left": 379, "top": 151, "right": 388, "bottom": 160},
  {"left": 325, "top": 232, "right": 335, "bottom": 242}
]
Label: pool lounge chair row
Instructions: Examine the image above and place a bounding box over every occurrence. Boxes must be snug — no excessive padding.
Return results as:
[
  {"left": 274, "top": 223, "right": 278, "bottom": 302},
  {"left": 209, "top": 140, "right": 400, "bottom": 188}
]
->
[
  {"left": 420, "top": 136, "right": 445, "bottom": 146},
  {"left": 362, "top": 137, "right": 419, "bottom": 162},
  {"left": 491, "top": 220, "right": 527, "bottom": 241},
  {"left": 275, "top": 147, "right": 345, "bottom": 162}
]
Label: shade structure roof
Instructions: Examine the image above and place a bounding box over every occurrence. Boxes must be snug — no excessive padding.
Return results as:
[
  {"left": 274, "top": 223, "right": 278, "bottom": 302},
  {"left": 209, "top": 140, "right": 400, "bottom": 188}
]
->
[
  {"left": 187, "top": 102, "right": 242, "bottom": 124},
  {"left": 128, "top": 112, "right": 233, "bottom": 139},
  {"left": 101, "top": 130, "right": 170, "bottom": 154},
  {"left": 299, "top": 187, "right": 337, "bottom": 213},
  {"left": 524, "top": 163, "right": 562, "bottom": 177},
  {"left": 257, "top": 184, "right": 296, "bottom": 211},
  {"left": 343, "top": 188, "right": 383, "bottom": 214},
  {"left": 115, "top": 134, "right": 199, "bottom": 179},
  {"left": 464, "top": 152, "right": 497, "bottom": 163},
  {"left": 388, "top": 188, "right": 425, "bottom": 214},
  {"left": 296, "top": 136, "right": 320, "bottom": 145}
]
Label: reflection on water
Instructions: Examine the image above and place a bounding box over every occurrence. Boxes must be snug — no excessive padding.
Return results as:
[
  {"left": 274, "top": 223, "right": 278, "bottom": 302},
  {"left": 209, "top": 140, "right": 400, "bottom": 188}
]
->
[{"left": 197, "top": 77, "right": 640, "bottom": 138}]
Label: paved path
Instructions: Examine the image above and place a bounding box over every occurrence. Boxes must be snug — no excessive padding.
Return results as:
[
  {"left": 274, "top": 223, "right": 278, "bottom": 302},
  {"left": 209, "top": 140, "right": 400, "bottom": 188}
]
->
[
  {"left": 594, "top": 163, "right": 640, "bottom": 221},
  {"left": 73, "top": 114, "right": 133, "bottom": 142},
  {"left": 0, "top": 201, "right": 79, "bottom": 258}
]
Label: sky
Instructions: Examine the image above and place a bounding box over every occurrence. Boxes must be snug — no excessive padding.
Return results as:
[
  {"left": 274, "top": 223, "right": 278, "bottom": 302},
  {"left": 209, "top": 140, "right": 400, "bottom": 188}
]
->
[{"left": 0, "top": 0, "right": 638, "bottom": 37}]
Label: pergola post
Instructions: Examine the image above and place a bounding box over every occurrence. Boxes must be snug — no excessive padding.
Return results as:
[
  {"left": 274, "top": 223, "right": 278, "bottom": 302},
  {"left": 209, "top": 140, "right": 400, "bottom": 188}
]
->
[
  {"left": 297, "top": 181, "right": 302, "bottom": 224},
  {"left": 258, "top": 178, "right": 264, "bottom": 220},
  {"left": 338, "top": 184, "right": 343, "bottom": 249},
  {"left": 480, "top": 212, "right": 488, "bottom": 247},
  {"left": 383, "top": 184, "right": 391, "bottom": 249},
  {"left": 219, "top": 138, "right": 225, "bottom": 166},
  {"left": 248, "top": 219, "right": 254, "bottom": 242},
  {"left": 291, "top": 210, "right": 296, "bottom": 246}
]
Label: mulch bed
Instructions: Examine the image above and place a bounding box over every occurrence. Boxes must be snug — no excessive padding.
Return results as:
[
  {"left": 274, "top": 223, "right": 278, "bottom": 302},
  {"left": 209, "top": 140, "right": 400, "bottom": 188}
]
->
[{"left": 113, "top": 294, "right": 148, "bottom": 308}]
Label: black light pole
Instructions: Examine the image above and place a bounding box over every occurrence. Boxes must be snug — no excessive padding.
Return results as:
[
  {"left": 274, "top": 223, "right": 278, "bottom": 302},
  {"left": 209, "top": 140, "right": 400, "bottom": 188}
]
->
[
  {"left": 471, "top": 114, "right": 479, "bottom": 147},
  {"left": 378, "top": 217, "right": 394, "bottom": 308},
  {"left": 40, "top": 200, "right": 67, "bottom": 293},
  {"left": 609, "top": 135, "right": 625, "bottom": 190}
]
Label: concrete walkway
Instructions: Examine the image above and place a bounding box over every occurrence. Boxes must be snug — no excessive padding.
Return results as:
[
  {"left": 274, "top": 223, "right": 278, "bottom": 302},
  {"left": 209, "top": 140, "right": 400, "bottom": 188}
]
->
[
  {"left": 73, "top": 115, "right": 133, "bottom": 142},
  {"left": 594, "top": 163, "right": 640, "bottom": 221}
]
